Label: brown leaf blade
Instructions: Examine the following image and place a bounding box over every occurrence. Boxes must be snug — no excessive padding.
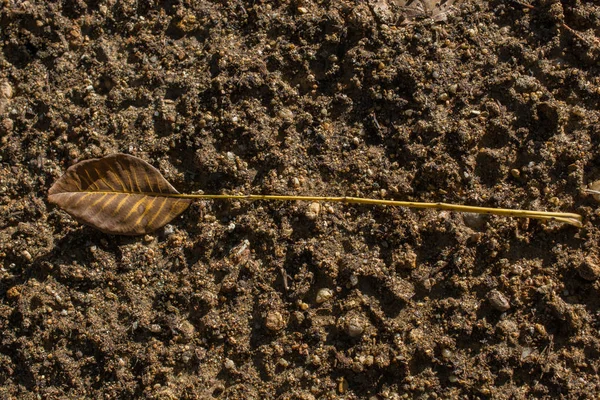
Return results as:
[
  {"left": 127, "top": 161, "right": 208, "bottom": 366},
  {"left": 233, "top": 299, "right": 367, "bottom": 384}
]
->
[{"left": 48, "top": 154, "right": 192, "bottom": 235}]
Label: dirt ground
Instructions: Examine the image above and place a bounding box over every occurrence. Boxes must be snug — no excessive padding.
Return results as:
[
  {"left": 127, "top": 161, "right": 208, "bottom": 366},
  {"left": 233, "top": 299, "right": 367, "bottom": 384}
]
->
[{"left": 1, "top": 0, "right": 600, "bottom": 398}]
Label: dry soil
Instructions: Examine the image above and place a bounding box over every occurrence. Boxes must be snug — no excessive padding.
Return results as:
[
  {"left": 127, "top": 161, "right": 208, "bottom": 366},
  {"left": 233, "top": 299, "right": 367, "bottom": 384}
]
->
[{"left": 1, "top": 0, "right": 600, "bottom": 399}]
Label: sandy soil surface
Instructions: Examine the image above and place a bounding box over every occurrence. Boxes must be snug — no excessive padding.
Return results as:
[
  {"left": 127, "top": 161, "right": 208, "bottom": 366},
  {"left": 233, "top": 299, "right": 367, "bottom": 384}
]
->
[{"left": 1, "top": 0, "right": 600, "bottom": 398}]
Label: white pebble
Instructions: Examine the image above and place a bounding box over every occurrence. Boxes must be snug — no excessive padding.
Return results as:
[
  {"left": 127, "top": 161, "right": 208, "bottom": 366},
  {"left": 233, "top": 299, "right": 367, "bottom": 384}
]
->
[
  {"left": 224, "top": 358, "right": 235, "bottom": 370},
  {"left": 316, "top": 288, "right": 333, "bottom": 304},
  {"left": 346, "top": 316, "right": 364, "bottom": 338}
]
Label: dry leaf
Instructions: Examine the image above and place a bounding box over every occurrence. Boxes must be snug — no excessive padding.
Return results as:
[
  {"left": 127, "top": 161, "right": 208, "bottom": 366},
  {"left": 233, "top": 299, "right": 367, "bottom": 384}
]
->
[
  {"left": 48, "top": 154, "right": 192, "bottom": 235},
  {"left": 394, "top": 0, "right": 457, "bottom": 23}
]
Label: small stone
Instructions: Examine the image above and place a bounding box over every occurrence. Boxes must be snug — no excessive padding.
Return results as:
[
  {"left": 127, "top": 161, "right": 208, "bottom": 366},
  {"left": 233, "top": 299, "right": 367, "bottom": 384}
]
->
[
  {"left": 297, "top": 6, "right": 308, "bottom": 14},
  {"left": 441, "top": 348, "right": 453, "bottom": 360},
  {"left": 487, "top": 290, "right": 511, "bottom": 312},
  {"left": 345, "top": 315, "right": 365, "bottom": 337},
  {"left": 163, "top": 225, "right": 175, "bottom": 236},
  {"left": 278, "top": 358, "right": 290, "bottom": 368},
  {"left": 404, "top": 248, "right": 417, "bottom": 269},
  {"left": 511, "top": 168, "right": 521, "bottom": 178},
  {"left": 578, "top": 256, "right": 600, "bottom": 281},
  {"left": 361, "top": 355, "right": 374, "bottom": 366},
  {"left": 463, "top": 213, "right": 486, "bottom": 230},
  {"left": 176, "top": 14, "right": 197, "bottom": 32},
  {"left": 305, "top": 202, "right": 321, "bottom": 220},
  {"left": 265, "top": 310, "right": 286, "bottom": 331},
  {"left": 338, "top": 377, "right": 348, "bottom": 394},
  {"left": 178, "top": 320, "right": 195, "bottom": 338},
  {"left": 587, "top": 180, "right": 600, "bottom": 202},
  {"left": 278, "top": 108, "right": 294, "bottom": 123},
  {"left": 1, "top": 117, "right": 13, "bottom": 133},
  {"left": 21, "top": 250, "right": 32, "bottom": 262},
  {"left": 297, "top": 300, "right": 309, "bottom": 310},
  {"left": 6, "top": 285, "right": 21, "bottom": 299},
  {"left": 0, "top": 81, "right": 13, "bottom": 99},
  {"left": 315, "top": 288, "right": 333, "bottom": 304},
  {"left": 223, "top": 358, "right": 235, "bottom": 370}
]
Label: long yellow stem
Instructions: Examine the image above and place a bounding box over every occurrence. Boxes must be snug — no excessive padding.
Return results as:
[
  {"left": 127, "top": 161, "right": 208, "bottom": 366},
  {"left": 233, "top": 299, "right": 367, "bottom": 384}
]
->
[{"left": 162, "top": 193, "right": 583, "bottom": 228}]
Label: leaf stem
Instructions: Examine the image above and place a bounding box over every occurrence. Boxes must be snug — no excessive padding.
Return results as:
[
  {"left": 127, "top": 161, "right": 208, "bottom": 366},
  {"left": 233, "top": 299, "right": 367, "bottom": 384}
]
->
[{"left": 163, "top": 193, "right": 583, "bottom": 228}]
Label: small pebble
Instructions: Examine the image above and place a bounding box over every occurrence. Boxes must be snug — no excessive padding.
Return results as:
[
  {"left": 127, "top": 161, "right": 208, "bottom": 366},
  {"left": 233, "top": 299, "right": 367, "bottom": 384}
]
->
[
  {"left": 521, "top": 347, "right": 534, "bottom": 360},
  {"left": 265, "top": 310, "right": 286, "bottom": 331},
  {"left": 487, "top": 290, "right": 511, "bottom": 312},
  {"left": 316, "top": 288, "right": 333, "bottom": 304},
  {"left": 22, "top": 250, "right": 32, "bottom": 262},
  {"left": 297, "top": 6, "right": 308, "bottom": 14},
  {"left": 305, "top": 202, "right": 321, "bottom": 220},
  {"left": 345, "top": 315, "right": 365, "bottom": 337},
  {"left": 278, "top": 108, "right": 294, "bottom": 123},
  {"left": 278, "top": 358, "right": 290, "bottom": 368},
  {"left": 163, "top": 224, "right": 175, "bottom": 236},
  {"left": 578, "top": 256, "right": 600, "bottom": 281},
  {"left": 223, "top": 358, "right": 235, "bottom": 370},
  {"left": 1, "top": 117, "right": 13, "bottom": 133},
  {"left": 338, "top": 377, "right": 348, "bottom": 394},
  {"left": 297, "top": 300, "right": 309, "bottom": 310},
  {"left": 511, "top": 168, "right": 521, "bottom": 178},
  {"left": 178, "top": 320, "right": 195, "bottom": 338},
  {"left": 587, "top": 180, "right": 600, "bottom": 202},
  {"left": 0, "top": 82, "right": 13, "bottom": 99},
  {"left": 6, "top": 286, "right": 21, "bottom": 299},
  {"left": 441, "top": 348, "right": 454, "bottom": 360},
  {"left": 463, "top": 213, "right": 486, "bottom": 230},
  {"left": 361, "top": 355, "right": 374, "bottom": 366}
]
